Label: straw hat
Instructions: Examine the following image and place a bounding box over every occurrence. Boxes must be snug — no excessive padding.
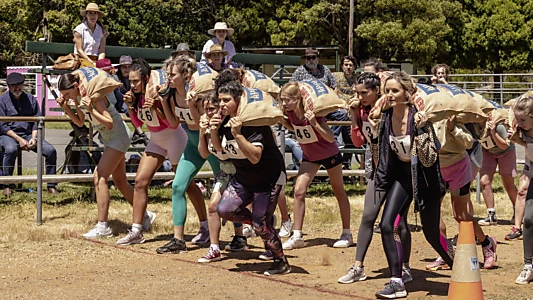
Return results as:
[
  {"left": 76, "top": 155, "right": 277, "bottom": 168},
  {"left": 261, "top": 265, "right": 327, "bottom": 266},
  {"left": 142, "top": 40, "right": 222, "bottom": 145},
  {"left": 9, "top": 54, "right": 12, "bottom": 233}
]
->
[
  {"left": 208, "top": 22, "right": 234, "bottom": 36},
  {"left": 205, "top": 44, "right": 228, "bottom": 58},
  {"left": 81, "top": 3, "right": 104, "bottom": 18}
]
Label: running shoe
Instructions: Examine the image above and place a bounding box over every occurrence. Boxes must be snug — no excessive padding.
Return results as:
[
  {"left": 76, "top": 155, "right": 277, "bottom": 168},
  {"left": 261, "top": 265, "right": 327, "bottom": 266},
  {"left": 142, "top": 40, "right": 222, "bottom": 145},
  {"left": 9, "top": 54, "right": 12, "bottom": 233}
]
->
[
  {"left": 333, "top": 232, "right": 354, "bottom": 248},
  {"left": 482, "top": 237, "right": 497, "bottom": 269},
  {"left": 82, "top": 225, "right": 113, "bottom": 239},
  {"left": 198, "top": 246, "right": 222, "bottom": 263},
  {"left": 116, "top": 230, "right": 145, "bottom": 245},
  {"left": 505, "top": 226, "right": 522, "bottom": 241},
  {"left": 191, "top": 227, "right": 210, "bottom": 244},
  {"left": 142, "top": 210, "right": 157, "bottom": 231},
  {"left": 425, "top": 257, "right": 450, "bottom": 271},
  {"left": 402, "top": 267, "right": 413, "bottom": 283},
  {"left": 515, "top": 266, "right": 533, "bottom": 285},
  {"left": 156, "top": 238, "right": 187, "bottom": 254},
  {"left": 373, "top": 224, "right": 381, "bottom": 234},
  {"left": 338, "top": 265, "right": 366, "bottom": 284},
  {"left": 258, "top": 250, "right": 274, "bottom": 261},
  {"left": 242, "top": 224, "right": 256, "bottom": 238},
  {"left": 264, "top": 258, "right": 291, "bottom": 276},
  {"left": 282, "top": 235, "right": 304, "bottom": 250},
  {"left": 478, "top": 212, "right": 497, "bottom": 226},
  {"left": 375, "top": 280, "right": 407, "bottom": 299},
  {"left": 224, "top": 235, "right": 248, "bottom": 252},
  {"left": 278, "top": 217, "right": 294, "bottom": 238}
]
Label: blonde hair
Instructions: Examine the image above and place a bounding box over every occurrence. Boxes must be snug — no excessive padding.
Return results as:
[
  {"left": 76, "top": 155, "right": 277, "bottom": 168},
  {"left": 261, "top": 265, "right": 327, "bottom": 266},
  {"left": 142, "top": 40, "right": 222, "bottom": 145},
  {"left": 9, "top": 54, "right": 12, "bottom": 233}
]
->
[
  {"left": 279, "top": 82, "right": 302, "bottom": 100},
  {"left": 169, "top": 55, "right": 197, "bottom": 82},
  {"left": 513, "top": 94, "right": 533, "bottom": 117},
  {"left": 383, "top": 71, "right": 416, "bottom": 103}
]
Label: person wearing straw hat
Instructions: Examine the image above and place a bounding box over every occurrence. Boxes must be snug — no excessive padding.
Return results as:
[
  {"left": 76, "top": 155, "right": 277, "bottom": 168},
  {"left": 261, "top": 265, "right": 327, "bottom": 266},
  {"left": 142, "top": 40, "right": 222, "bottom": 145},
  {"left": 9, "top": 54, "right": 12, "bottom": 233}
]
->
[
  {"left": 205, "top": 44, "right": 229, "bottom": 72},
  {"left": 201, "top": 22, "right": 236, "bottom": 66},
  {"left": 172, "top": 43, "right": 196, "bottom": 59},
  {"left": 74, "top": 3, "right": 109, "bottom": 67}
]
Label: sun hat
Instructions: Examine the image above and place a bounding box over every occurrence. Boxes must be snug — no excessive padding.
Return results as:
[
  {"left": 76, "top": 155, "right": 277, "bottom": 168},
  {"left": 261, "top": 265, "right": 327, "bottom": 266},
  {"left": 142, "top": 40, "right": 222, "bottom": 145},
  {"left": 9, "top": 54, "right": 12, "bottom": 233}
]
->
[
  {"left": 207, "top": 22, "right": 234, "bottom": 36},
  {"left": 301, "top": 47, "right": 319, "bottom": 58},
  {"left": 171, "top": 43, "right": 195, "bottom": 56},
  {"left": 95, "top": 58, "right": 113, "bottom": 71},
  {"left": 118, "top": 55, "right": 133, "bottom": 66},
  {"left": 205, "top": 44, "right": 228, "bottom": 58},
  {"left": 81, "top": 3, "right": 104, "bottom": 18}
]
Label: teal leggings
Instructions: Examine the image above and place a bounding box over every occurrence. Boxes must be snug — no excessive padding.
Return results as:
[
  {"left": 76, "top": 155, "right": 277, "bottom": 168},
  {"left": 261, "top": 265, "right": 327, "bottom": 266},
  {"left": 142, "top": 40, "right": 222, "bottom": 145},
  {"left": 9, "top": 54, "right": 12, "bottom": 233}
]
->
[{"left": 172, "top": 129, "right": 220, "bottom": 226}]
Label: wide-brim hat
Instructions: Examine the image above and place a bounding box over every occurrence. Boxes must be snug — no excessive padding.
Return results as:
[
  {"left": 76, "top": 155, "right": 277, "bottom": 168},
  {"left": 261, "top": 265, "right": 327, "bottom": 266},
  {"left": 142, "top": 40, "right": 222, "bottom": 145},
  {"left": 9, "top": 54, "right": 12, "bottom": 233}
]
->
[
  {"left": 301, "top": 47, "right": 319, "bottom": 58},
  {"left": 205, "top": 44, "right": 228, "bottom": 58},
  {"left": 81, "top": 3, "right": 104, "bottom": 18},
  {"left": 95, "top": 58, "right": 113, "bottom": 71},
  {"left": 171, "top": 43, "right": 195, "bottom": 56},
  {"left": 208, "top": 22, "right": 234, "bottom": 36},
  {"left": 118, "top": 55, "right": 132, "bottom": 66}
]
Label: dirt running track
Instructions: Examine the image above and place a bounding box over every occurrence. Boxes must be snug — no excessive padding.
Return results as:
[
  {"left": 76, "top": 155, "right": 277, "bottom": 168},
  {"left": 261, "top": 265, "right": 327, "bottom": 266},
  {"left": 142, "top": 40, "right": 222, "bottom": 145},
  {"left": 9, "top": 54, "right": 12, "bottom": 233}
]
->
[{"left": 1, "top": 227, "right": 532, "bottom": 300}]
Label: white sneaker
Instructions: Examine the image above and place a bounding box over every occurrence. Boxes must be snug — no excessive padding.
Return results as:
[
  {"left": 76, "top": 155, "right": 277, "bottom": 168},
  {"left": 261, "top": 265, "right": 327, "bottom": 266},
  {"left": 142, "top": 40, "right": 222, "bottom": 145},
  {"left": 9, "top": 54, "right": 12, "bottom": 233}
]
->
[
  {"left": 279, "top": 217, "right": 294, "bottom": 238},
  {"left": 333, "top": 232, "right": 353, "bottom": 248},
  {"left": 116, "top": 230, "right": 145, "bottom": 245},
  {"left": 338, "top": 265, "right": 367, "bottom": 284},
  {"left": 83, "top": 225, "right": 113, "bottom": 239},
  {"left": 142, "top": 211, "right": 157, "bottom": 231},
  {"left": 243, "top": 224, "right": 256, "bottom": 238},
  {"left": 515, "top": 266, "right": 533, "bottom": 285},
  {"left": 282, "top": 235, "right": 304, "bottom": 250}
]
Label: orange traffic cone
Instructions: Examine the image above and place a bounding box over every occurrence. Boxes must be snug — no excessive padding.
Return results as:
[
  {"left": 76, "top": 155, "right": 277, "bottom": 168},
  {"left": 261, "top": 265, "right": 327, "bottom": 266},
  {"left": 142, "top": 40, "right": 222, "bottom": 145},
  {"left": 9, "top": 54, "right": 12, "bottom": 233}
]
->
[{"left": 448, "top": 221, "right": 484, "bottom": 299}]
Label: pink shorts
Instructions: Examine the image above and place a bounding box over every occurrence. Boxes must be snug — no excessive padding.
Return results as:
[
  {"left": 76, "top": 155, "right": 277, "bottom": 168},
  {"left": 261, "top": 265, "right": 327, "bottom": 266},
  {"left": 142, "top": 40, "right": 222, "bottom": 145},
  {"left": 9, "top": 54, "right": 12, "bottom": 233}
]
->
[
  {"left": 480, "top": 148, "right": 517, "bottom": 177},
  {"left": 441, "top": 156, "right": 474, "bottom": 192},
  {"left": 145, "top": 127, "right": 188, "bottom": 165}
]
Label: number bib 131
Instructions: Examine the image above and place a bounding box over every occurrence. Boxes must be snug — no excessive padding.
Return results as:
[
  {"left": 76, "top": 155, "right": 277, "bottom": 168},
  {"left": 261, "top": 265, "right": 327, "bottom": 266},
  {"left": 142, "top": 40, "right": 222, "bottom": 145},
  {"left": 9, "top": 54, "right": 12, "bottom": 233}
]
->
[
  {"left": 293, "top": 125, "right": 318, "bottom": 144},
  {"left": 362, "top": 121, "right": 377, "bottom": 142},
  {"left": 389, "top": 135, "right": 411, "bottom": 162},
  {"left": 138, "top": 108, "right": 160, "bottom": 127},
  {"left": 224, "top": 139, "right": 247, "bottom": 159},
  {"left": 479, "top": 135, "right": 496, "bottom": 150},
  {"left": 175, "top": 107, "right": 195, "bottom": 125}
]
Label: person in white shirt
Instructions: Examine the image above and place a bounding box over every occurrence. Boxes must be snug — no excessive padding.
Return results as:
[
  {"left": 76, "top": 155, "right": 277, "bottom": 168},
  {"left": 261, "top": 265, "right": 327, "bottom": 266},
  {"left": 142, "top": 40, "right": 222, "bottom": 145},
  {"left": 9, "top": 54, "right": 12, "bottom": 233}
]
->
[
  {"left": 201, "top": 22, "right": 236, "bottom": 66},
  {"left": 73, "top": 3, "right": 108, "bottom": 67}
]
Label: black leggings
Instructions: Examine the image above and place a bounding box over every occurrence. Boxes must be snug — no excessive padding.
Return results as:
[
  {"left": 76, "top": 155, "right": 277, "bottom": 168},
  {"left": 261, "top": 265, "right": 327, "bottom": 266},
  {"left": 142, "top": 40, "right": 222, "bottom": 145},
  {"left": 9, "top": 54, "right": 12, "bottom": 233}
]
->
[
  {"left": 523, "top": 180, "right": 533, "bottom": 265},
  {"left": 356, "top": 179, "right": 411, "bottom": 264}
]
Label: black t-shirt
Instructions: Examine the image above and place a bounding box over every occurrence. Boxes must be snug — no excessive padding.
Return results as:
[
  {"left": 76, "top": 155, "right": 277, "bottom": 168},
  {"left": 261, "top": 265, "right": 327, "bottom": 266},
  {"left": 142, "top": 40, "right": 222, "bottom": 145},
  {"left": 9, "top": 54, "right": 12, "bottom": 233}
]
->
[{"left": 219, "top": 117, "right": 285, "bottom": 192}]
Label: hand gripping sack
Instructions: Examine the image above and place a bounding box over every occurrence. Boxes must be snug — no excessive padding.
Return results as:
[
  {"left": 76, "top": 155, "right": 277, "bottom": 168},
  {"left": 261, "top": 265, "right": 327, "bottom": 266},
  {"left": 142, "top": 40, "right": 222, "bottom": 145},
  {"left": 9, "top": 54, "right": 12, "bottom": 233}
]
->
[
  {"left": 435, "top": 84, "right": 488, "bottom": 124},
  {"left": 298, "top": 80, "right": 346, "bottom": 117},
  {"left": 189, "top": 63, "right": 218, "bottom": 96},
  {"left": 146, "top": 69, "right": 167, "bottom": 102},
  {"left": 242, "top": 70, "right": 281, "bottom": 96},
  {"left": 234, "top": 87, "right": 284, "bottom": 126},
  {"left": 73, "top": 67, "right": 121, "bottom": 100},
  {"left": 480, "top": 108, "right": 509, "bottom": 139}
]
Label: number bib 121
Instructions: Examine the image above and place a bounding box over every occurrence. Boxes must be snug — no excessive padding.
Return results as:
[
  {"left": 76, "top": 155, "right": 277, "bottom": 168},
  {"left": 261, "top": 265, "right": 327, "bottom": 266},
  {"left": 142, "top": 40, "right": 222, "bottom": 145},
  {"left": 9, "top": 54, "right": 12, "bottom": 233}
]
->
[
  {"left": 175, "top": 107, "right": 195, "bottom": 124},
  {"left": 362, "top": 121, "right": 377, "bottom": 142},
  {"left": 224, "top": 139, "right": 247, "bottom": 159},
  {"left": 478, "top": 135, "right": 496, "bottom": 150},
  {"left": 293, "top": 125, "right": 318, "bottom": 144},
  {"left": 137, "top": 108, "right": 160, "bottom": 127},
  {"left": 389, "top": 135, "right": 411, "bottom": 162}
]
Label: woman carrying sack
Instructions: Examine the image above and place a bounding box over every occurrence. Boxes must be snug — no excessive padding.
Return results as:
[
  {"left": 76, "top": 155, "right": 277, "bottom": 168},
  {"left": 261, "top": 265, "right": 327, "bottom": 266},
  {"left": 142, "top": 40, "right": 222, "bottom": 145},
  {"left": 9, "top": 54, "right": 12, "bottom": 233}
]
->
[{"left": 74, "top": 3, "right": 109, "bottom": 67}]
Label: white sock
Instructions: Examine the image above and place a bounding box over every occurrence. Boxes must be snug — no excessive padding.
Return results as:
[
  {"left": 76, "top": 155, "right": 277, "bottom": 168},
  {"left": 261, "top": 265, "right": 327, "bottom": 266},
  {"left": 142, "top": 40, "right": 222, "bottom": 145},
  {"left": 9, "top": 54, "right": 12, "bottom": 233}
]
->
[
  {"left": 526, "top": 264, "right": 533, "bottom": 269},
  {"left": 488, "top": 208, "right": 495, "bottom": 213},
  {"left": 211, "top": 244, "right": 220, "bottom": 251},
  {"left": 293, "top": 230, "right": 302, "bottom": 239},
  {"left": 342, "top": 228, "right": 351, "bottom": 235},
  {"left": 97, "top": 221, "right": 108, "bottom": 228},
  {"left": 200, "top": 221, "right": 208, "bottom": 230},
  {"left": 391, "top": 277, "right": 403, "bottom": 285},
  {"left": 132, "top": 223, "right": 142, "bottom": 234}
]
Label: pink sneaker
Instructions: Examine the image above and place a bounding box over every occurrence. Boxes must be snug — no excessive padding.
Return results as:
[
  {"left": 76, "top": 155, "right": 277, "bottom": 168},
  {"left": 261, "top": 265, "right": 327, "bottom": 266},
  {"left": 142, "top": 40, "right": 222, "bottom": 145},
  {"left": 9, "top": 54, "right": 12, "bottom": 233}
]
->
[
  {"left": 425, "top": 257, "right": 450, "bottom": 270},
  {"left": 198, "top": 246, "right": 221, "bottom": 263},
  {"left": 482, "top": 237, "right": 497, "bottom": 269}
]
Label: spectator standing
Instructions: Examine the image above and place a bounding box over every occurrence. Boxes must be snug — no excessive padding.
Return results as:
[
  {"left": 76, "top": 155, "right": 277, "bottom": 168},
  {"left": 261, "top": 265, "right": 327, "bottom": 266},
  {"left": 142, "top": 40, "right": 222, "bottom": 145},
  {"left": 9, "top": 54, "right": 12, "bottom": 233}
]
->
[
  {"left": 201, "top": 22, "right": 236, "bottom": 66},
  {"left": 73, "top": 3, "right": 108, "bottom": 67},
  {"left": 333, "top": 56, "right": 358, "bottom": 103},
  {"left": 0, "top": 73, "right": 58, "bottom": 195},
  {"left": 431, "top": 64, "right": 450, "bottom": 84}
]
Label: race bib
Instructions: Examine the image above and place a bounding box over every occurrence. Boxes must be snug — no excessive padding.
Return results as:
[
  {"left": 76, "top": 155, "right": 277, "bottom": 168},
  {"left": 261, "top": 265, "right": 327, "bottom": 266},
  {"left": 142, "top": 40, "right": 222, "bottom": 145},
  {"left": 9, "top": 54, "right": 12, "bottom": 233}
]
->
[
  {"left": 362, "top": 121, "right": 377, "bottom": 142},
  {"left": 526, "top": 143, "right": 533, "bottom": 162},
  {"left": 78, "top": 106, "right": 100, "bottom": 126},
  {"left": 209, "top": 137, "right": 230, "bottom": 161},
  {"left": 293, "top": 125, "right": 318, "bottom": 144},
  {"left": 479, "top": 135, "right": 496, "bottom": 150},
  {"left": 224, "top": 139, "right": 247, "bottom": 159},
  {"left": 137, "top": 108, "right": 160, "bottom": 127},
  {"left": 175, "top": 107, "right": 195, "bottom": 124},
  {"left": 389, "top": 135, "right": 411, "bottom": 162}
]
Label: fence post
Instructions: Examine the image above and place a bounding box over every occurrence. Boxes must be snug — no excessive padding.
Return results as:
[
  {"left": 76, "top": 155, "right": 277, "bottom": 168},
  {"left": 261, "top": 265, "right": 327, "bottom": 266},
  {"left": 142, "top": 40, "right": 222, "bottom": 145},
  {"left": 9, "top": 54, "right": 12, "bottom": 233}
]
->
[
  {"left": 500, "top": 74, "right": 504, "bottom": 105},
  {"left": 36, "top": 117, "right": 44, "bottom": 225},
  {"left": 476, "top": 172, "right": 481, "bottom": 204}
]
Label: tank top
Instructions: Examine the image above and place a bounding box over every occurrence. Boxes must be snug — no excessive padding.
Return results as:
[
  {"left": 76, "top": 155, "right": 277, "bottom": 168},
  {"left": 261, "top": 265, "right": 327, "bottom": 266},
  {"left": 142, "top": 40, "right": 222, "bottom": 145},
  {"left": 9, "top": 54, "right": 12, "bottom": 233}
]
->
[{"left": 389, "top": 114, "right": 412, "bottom": 162}]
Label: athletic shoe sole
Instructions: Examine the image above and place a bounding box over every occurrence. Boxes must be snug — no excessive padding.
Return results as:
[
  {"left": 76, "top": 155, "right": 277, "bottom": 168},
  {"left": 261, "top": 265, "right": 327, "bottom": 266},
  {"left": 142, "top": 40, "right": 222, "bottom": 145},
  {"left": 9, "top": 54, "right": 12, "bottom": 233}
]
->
[
  {"left": 264, "top": 266, "right": 291, "bottom": 276},
  {"left": 338, "top": 275, "right": 367, "bottom": 284},
  {"left": 376, "top": 291, "right": 407, "bottom": 299},
  {"left": 425, "top": 264, "right": 450, "bottom": 271},
  {"left": 117, "top": 238, "right": 145, "bottom": 246},
  {"left": 198, "top": 256, "right": 222, "bottom": 263}
]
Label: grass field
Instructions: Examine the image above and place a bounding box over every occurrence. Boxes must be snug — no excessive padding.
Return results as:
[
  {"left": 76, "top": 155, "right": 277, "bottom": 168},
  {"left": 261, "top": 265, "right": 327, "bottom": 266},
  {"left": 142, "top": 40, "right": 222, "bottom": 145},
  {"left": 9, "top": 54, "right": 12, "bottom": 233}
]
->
[{"left": 0, "top": 174, "right": 530, "bottom": 299}]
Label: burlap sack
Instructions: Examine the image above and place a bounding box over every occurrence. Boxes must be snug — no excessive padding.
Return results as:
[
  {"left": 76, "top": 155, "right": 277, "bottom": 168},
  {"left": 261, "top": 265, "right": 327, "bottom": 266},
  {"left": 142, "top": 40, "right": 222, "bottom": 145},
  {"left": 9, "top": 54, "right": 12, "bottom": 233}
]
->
[
  {"left": 298, "top": 80, "right": 346, "bottom": 117},
  {"left": 468, "top": 91, "right": 495, "bottom": 114},
  {"left": 480, "top": 108, "right": 509, "bottom": 139},
  {"left": 242, "top": 70, "right": 281, "bottom": 96},
  {"left": 146, "top": 69, "right": 166, "bottom": 102},
  {"left": 189, "top": 63, "right": 218, "bottom": 96},
  {"left": 233, "top": 87, "right": 284, "bottom": 126},
  {"left": 435, "top": 84, "right": 487, "bottom": 124},
  {"left": 73, "top": 67, "right": 121, "bottom": 100}
]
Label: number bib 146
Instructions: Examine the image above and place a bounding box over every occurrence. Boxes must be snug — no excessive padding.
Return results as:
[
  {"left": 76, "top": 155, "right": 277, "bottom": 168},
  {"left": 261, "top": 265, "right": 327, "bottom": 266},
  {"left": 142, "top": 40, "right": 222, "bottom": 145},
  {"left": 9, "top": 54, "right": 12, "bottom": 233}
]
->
[
  {"left": 293, "top": 125, "right": 318, "bottom": 144},
  {"left": 224, "top": 139, "right": 247, "bottom": 159},
  {"left": 362, "top": 121, "right": 377, "bottom": 142},
  {"left": 479, "top": 135, "right": 496, "bottom": 150},
  {"left": 175, "top": 107, "right": 195, "bottom": 125},
  {"left": 137, "top": 108, "right": 160, "bottom": 127},
  {"left": 389, "top": 135, "right": 411, "bottom": 162}
]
